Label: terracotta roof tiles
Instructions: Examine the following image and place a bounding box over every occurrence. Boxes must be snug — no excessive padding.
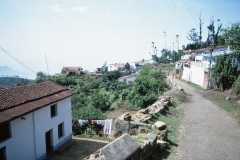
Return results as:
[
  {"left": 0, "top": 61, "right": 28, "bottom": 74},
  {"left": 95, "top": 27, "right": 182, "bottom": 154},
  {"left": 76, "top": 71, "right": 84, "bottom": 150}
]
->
[{"left": 0, "top": 81, "right": 68, "bottom": 111}]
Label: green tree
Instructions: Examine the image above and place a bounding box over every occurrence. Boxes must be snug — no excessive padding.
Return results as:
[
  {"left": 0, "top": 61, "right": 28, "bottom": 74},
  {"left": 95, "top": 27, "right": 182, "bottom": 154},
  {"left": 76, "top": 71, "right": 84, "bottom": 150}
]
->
[
  {"left": 35, "top": 71, "right": 47, "bottom": 83},
  {"left": 125, "top": 62, "right": 130, "bottom": 71},
  {"left": 187, "top": 28, "right": 199, "bottom": 43},
  {"left": 211, "top": 53, "right": 238, "bottom": 91},
  {"left": 222, "top": 21, "right": 240, "bottom": 51},
  {"left": 127, "top": 66, "right": 167, "bottom": 108}
]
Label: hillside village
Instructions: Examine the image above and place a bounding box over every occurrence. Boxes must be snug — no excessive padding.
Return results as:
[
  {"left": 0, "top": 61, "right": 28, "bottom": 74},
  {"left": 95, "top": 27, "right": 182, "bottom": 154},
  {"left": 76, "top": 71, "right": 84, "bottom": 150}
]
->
[{"left": 1, "top": 1, "right": 240, "bottom": 160}]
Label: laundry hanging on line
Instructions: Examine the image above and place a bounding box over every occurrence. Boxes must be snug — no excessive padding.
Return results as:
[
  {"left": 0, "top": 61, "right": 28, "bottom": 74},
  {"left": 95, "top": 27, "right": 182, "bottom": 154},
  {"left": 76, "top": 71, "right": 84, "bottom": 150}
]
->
[
  {"left": 103, "top": 119, "right": 113, "bottom": 135},
  {"left": 78, "top": 119, "right": 105, "bottom": 126}
]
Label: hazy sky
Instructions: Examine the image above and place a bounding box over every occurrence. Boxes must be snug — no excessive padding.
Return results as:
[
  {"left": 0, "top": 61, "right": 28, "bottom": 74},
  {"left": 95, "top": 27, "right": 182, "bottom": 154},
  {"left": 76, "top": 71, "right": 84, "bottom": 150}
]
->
[{"left": 0, "top": 0, "right": 240, "bottom": 79}]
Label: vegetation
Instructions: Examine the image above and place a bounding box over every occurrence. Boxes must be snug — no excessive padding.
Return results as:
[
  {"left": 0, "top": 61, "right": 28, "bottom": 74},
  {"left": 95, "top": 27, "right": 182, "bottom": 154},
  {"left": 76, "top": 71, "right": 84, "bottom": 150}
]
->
[
  {"left": 150, "top": 90, "right": 186, "bottom": 159},
  {"left": 221, "top": 21, "right": 240, "bottom": 51},
  {"left": 0, "top": 77, "right": 33, "bottom": 88},
  {"left": 211, "top": 53, "right": 238, "bottom": 91},
  {"left": 35, "top": 65, "right": 167, "bottom": 135}
]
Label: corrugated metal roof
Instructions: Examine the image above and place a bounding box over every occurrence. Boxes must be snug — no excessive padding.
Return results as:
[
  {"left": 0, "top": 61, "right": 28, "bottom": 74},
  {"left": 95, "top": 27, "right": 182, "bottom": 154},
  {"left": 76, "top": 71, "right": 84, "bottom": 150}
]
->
[{"left": 0, "top": 90, "right": 75, "bottom": 123}]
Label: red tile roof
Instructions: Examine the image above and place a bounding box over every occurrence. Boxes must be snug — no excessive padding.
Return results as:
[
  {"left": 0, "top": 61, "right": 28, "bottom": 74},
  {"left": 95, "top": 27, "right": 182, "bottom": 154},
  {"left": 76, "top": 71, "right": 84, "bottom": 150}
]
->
[
  {"left": 0, "top": 81, "right": 75, "bottom": 123},
  {"left": 0, "top": 81, "right": 71, "bottom": 111},
  {"left": 113, "top": 63, "right": 124, "bottom": 67}
]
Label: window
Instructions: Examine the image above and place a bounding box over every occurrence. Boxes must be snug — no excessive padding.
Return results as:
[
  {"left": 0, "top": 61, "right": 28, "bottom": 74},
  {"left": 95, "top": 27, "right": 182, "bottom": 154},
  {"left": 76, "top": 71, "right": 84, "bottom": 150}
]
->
[
  {"left": 0, "top": 122, "right": 11, "bottom": 142},
  {"left": 50, "top": 104, "right": 57, "bottom": 117},
  {"left": 58, "top": 123, "right": 64, "bottom": 138},
  {"left": 0, "top": 147, "right": 6, "bottom": 160}
]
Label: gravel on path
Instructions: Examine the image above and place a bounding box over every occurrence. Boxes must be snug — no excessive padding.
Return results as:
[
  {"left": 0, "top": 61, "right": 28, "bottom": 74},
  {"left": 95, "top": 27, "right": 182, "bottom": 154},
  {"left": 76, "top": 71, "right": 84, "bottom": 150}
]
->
[{"left": 170, "top": 78, "right": 240, "bottom": 160}]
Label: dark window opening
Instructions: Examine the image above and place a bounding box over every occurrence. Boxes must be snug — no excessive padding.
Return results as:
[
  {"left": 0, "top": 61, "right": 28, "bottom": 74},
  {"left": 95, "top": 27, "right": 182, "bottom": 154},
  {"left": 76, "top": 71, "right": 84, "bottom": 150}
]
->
[
  {"left": 0, "top": 147, "right": 6, "bottom": 160},
  {"left": 51, "top": 104, "right": 57, "bottom": 117},
  {"left": 58, "top": 123, "right": 64, "bottom": 138},
  {"left": 0, "top": 122, "right": 11, "bottom": 142}
]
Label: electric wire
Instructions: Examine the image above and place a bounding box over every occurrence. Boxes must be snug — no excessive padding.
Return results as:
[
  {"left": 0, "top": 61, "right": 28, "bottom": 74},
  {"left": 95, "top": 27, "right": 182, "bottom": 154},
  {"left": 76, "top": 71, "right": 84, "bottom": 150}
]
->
[
  {"left": 0, "top": 46, "right": 36, "bottom": 74},
  {"left": 163, "top": 0, "right": 189, "bottom": 29},
  {"left": 170, "top": 0, "right": 192, "bottom": 29},
  {"left": 183, "top": 0, "right": 198, "bottom": 26},
  {"left": 185, "top": 0, "right": 199, "bottom": 20},
  {"left": 189, "top": 0, "right": 200, "bottom": 19}
]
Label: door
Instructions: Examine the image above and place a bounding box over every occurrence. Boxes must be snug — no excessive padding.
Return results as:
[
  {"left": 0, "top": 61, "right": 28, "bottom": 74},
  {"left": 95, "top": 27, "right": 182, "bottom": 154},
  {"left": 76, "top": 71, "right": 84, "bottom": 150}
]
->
[{"left": 45, "top": 130, "right": 52, "bottom": 155}]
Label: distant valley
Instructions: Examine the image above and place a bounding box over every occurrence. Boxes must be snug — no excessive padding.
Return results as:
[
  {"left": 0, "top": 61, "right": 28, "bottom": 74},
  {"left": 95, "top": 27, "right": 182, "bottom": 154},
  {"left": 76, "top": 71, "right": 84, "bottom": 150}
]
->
[{"left": 0, "top": 65, "right": 35, "bottom": 79}]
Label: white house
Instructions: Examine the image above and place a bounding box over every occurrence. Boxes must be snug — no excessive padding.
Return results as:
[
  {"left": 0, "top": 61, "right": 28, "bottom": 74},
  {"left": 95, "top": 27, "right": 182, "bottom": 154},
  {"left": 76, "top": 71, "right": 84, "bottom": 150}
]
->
[
  {"left": 181, "top": 46, "right": 239, "bottom": 88},
  {"left": 108, "top": 63, "right": 125, "bottom": 71},
  {"left": 0, "top": 81, "right": 75, "bottom": 160}
]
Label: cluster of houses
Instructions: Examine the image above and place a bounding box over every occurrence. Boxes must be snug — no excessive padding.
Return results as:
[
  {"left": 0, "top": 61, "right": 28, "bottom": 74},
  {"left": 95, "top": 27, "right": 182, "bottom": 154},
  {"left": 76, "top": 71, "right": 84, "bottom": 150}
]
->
[
  {"left": 177, "top": 46, "right": 240, "bottom": 89},
  {"left": 107, "top": 60, "right": 158, "bottom": 72}
]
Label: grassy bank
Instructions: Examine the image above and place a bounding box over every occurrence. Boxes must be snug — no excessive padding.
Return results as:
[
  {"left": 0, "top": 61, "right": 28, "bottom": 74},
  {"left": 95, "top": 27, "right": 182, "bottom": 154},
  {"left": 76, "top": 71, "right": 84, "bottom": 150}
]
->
[{"left": 150, "top": 90, "right": 186, "bottom": 159}]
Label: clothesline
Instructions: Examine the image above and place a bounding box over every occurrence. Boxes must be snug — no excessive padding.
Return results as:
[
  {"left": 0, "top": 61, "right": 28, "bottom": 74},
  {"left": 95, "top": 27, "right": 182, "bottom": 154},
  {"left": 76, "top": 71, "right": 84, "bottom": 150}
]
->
[{"left": 77, "top": 119, "right": 113, "bottom": 134}]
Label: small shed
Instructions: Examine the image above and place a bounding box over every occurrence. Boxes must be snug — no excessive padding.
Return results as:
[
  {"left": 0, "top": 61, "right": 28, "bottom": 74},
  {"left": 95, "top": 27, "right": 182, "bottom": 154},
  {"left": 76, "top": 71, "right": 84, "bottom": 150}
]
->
[{"left": 84, "top": 133, "right": 141, "bottom": 160}]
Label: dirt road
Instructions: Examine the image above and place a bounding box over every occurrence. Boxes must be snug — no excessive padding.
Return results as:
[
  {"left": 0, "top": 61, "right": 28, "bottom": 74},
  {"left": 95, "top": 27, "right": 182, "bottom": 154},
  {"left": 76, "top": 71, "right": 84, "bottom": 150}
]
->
[{"left": 170, "top": 78, "right": 240, "bottom": 160}]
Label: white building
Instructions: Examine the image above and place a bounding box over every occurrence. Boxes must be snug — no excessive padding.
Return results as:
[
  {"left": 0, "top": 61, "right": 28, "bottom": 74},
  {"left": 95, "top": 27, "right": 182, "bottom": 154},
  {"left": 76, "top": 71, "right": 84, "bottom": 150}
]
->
[
  {"left": 0, "top": 81, "right": 75, "bottom": 160},
  {"left": 181, "top": 46, "right": 239, "bottom": 88},
  {"left": 108, "top": 63, "right": 125, "bottom": 71}
]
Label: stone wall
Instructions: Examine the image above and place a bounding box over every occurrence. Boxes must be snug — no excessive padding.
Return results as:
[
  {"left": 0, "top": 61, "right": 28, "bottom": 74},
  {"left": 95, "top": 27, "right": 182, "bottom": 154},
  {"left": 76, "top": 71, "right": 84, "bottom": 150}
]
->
[{"left": 84, "top": 83, "right": 183, "bottom": 160}]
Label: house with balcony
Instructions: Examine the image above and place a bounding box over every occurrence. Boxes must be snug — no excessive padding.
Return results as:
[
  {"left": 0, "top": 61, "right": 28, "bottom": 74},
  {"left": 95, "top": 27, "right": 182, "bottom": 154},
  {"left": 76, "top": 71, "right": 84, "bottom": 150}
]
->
[
  {"left": 0, "top": 81, "right": 75, "bottom": 160},
  {"left": 181, "top": 46, "right": 239, "bottom": 88}
]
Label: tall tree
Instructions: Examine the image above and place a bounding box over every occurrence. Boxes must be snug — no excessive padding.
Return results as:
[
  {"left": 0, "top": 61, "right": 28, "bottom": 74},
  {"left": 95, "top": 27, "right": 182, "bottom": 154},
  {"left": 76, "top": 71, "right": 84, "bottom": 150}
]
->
[
  {"left": 187, "top": 28, "right": 199, "bottom": 43},
  {"left": 211, "top": 53, "right": 238, "bottom": 91},
  {"left": 222, "top": 21, "right": 240, "bottom": 51},
  {"left": 124, "top": 62, "right": 130, "bottom": 71},
  {"left": 206, "top": 18, "right": 222, "bottom": 47}
]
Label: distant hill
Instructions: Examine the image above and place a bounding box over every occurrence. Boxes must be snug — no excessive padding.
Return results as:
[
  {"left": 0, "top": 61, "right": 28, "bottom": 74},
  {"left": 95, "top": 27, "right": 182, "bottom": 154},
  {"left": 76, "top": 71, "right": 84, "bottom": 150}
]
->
[
  {"left": 0, "top": 66, "right": 35, "bottom": 79},
  {"left": 0, "top": 77, "right": 34, "bottom": 88}
]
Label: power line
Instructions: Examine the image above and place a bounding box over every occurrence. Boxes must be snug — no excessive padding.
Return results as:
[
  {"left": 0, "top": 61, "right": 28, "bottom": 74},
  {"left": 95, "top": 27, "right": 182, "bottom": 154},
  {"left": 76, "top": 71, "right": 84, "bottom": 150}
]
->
[
  {"left": 189, "top": 0, "right": 200, "bottom": 19},
  {"left": 183, "top": 0, "right": 198, "bottom": 26},
  {"left": 170, "top": 0, "right": 192, "bottom": 29},
  {"left": 186, "top": 0, "right": 199, "bottom": 20},
  {"left": 0, "top": 46, "right": 36, "bottom": 74},
  {"left": 163, "top": 0, "right": 189, "bottom": 29}
]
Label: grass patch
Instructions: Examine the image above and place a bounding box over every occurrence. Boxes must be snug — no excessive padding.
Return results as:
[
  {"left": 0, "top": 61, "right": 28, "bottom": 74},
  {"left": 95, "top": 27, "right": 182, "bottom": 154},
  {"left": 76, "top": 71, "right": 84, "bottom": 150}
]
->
[
  {"left": 150, "top": 100, "right": 184, "bottom": 159},
  {"left": 183, "top": 80, "right": 203, "bottom": 90},
  {"left": 204, "top": 91, "right": 240, "bottom": 120},
  {"left": 210, "top": 94, "right": 238, "bottom": 112}
]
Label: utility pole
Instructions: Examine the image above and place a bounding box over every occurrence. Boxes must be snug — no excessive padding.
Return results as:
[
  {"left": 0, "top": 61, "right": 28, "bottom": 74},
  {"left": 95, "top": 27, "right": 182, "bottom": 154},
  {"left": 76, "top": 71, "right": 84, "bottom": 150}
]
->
[
  {"left": 208, "top": 18, "right": 215, "bottom": 89},
  {"left": 176, "top": 35, "right": 179, "bottom": 51},
  {"left": 45, "top": 54, "right": 49, "bottom": 75},
  {"left": 173, "top": 40, "right": 175, "bottom": 63},
  {"left": 164, "top": 31, "right": 167, "bottom": 49},
  {"left": 199, "top": 12, "right": 204, "bottom": 49}
]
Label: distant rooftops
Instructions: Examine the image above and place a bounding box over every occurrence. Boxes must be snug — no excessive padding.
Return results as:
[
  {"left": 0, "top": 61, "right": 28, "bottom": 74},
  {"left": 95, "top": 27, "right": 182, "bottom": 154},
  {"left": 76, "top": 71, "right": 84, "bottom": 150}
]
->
[{"left": 61, "top": 66, "right": 83, "bottom": 75}]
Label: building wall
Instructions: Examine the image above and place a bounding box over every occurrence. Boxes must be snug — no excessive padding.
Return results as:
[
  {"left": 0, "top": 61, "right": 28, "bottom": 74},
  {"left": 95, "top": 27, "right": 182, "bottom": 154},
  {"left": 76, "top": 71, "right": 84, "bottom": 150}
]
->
[
  {"left": 0, "top": 113, "right": 36, "bottom": 160},
  {"left": 0, "top": 97, "right": 72, "bottom": 160},
  {"left": 108, "top": 65, "right": 117, "bottom": 71},
  {"left": 182, "top": 66, "right": 205, "bottom": 88},
  {"left": 34, "top": 97, "right": 72, "bottom": 159},
  {"left": 191, "top": 65, "right": 205, "bottom": 86},
  {"left": 182, "top": 67, "right": 191, "bottom": 81}
]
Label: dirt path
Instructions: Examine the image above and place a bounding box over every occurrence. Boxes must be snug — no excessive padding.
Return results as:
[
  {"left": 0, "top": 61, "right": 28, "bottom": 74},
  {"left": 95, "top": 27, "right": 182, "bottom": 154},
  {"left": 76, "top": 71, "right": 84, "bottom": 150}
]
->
[{"left": 170, "top": 78, "right": 240, "bottom": 160}]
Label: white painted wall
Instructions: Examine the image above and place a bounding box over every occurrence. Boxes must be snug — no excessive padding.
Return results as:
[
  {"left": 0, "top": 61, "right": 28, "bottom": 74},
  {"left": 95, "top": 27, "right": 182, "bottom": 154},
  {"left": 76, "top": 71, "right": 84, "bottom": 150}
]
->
[
  {"left": 191, "top": 65, "right": 204, "bottom": 86},
  {"left": 0, "top": 97, "right": 72, "bottom": 160},
  {"left": 108, "top": 64, "right": 117, "bottom": 71},
  {"left": 182, "top": 66, "right": 205, "bottom": 87},
  {"left": 0, "top": 113, "right": 35, "bottom": 160},
  {"left": 182, "top": 67, "right": 191, "bottom": 81}
]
